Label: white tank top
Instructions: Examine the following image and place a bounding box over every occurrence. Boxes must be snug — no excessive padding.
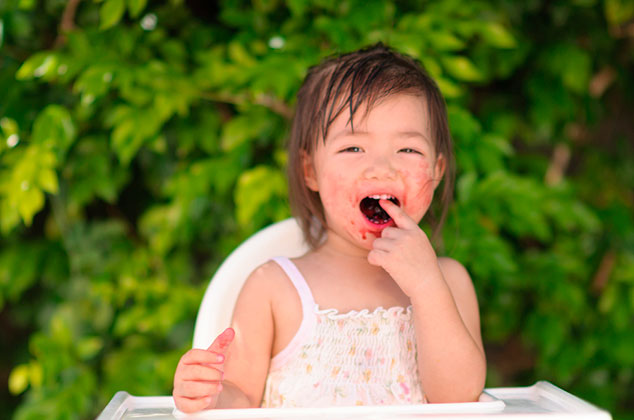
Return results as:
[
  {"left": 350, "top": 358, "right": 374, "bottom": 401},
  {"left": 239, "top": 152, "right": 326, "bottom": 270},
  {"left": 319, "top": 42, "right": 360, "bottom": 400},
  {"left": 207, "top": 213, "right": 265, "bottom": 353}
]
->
[{"left": 261, "top": 257, "right": 425, "bottom": 407}]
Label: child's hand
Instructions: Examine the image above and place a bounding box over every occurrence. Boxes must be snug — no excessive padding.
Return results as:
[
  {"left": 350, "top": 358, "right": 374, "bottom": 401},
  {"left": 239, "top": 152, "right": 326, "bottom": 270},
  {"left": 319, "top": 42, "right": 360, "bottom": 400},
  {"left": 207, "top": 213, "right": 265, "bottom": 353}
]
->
[
  {"left": 173, "top": 328, "right": 235, "bottom": 413},
  {"left": 367, "top": 199, "right": 442, "bottom": 297}
]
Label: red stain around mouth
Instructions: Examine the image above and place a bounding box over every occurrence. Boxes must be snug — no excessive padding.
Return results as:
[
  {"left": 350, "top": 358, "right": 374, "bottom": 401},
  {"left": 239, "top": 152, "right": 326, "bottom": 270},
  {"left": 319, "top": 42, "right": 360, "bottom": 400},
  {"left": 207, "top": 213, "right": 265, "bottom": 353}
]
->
[{"left": 359, "top": 226, "right": 387, "bottom": 241}]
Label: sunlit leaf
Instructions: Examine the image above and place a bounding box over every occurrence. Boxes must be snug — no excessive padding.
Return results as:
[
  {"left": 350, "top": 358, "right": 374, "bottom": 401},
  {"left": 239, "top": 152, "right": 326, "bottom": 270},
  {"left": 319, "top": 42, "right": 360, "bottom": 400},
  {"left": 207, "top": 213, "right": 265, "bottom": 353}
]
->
[
  {"left": 235, "top": 165, "right": 288, "bottom": 229},
  {"left": 441, "top": 55, "right": 484, "bottom": 82},
  {"left": 15, "top": 52, "right": 58, "bottom": 80},
  {"left": 77, "top": 337, "right": 104, "bottom": 360},
  {"left": 9, "top": 364, "right": 29, "bottom": 395},
  {"left": 605, "top": 0, "right": 634, "bottom": 25},
  {"left": 128, "top": 0, "right": 148, "bottom": 18},
  {"left": 100, "top": 0, "right": 126, "bottom": 30},
  {"left": 428, "top": 31, "right": 465, "bottom": 51},
  {"left": 480, "top": 22, "right": 517, "bottom": 49},
  {"left": 31, "top": 105, "right": 76, "bottom": 157},
  {"left": 37, "top": 168, "right": 58, "bottom": 194}
]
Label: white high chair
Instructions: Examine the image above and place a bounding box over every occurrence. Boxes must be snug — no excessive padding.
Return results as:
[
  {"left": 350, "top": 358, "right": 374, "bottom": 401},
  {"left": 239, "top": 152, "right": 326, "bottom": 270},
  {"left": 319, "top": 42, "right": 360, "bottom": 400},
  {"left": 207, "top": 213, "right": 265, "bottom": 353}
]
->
[{"left": 192, "top": 218, "right": 309, "bottom": 350}]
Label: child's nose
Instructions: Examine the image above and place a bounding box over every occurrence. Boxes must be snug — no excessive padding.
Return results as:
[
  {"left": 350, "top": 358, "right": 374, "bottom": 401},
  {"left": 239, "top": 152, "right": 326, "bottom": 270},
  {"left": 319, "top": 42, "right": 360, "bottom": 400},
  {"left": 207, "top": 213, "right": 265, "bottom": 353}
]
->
[{"left": 362, "top": 155, "right": 397, "bottom": 180}]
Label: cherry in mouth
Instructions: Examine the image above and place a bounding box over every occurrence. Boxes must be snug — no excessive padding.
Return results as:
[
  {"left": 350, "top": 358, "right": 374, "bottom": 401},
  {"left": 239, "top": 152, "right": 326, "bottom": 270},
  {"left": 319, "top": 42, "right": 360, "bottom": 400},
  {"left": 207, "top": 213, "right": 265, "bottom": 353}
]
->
[{"left": 360, "top": 196, "right": 399, "bottom": 224}]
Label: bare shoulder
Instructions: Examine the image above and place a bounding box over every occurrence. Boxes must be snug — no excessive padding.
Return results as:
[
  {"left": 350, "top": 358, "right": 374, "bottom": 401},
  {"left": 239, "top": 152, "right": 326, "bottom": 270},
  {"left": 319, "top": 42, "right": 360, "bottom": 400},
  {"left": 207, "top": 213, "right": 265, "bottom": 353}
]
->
[
  {"left": 235, "top": 259, "right": 303, "bottom": 357},
  {"left": 437, "top": 257, "right": 475, "bottom": 292},
  {"left": 238, "top": 259, "right": 295, "bottom": 306},
  {"left": 242, "top": 259, "right": 286, "bottom": 289}
]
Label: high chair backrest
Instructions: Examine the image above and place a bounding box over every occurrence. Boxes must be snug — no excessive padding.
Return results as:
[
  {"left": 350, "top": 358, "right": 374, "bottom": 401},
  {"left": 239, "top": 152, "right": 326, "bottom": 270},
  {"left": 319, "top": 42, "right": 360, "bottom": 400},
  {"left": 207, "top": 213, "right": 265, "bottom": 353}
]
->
[{"left": 192, "top": 218, "right": 310, "bottom": 349}]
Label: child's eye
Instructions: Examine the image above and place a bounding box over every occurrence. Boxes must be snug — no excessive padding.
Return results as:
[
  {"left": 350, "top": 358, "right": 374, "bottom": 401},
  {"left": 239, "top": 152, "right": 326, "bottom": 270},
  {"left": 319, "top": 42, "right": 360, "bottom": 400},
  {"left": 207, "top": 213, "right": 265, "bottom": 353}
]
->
[
  {"left": 340, "top": 146, "right": 362, "bottom": 153},
  {"left": 399, "top": 148, "right": 422, "bottom": 154}
]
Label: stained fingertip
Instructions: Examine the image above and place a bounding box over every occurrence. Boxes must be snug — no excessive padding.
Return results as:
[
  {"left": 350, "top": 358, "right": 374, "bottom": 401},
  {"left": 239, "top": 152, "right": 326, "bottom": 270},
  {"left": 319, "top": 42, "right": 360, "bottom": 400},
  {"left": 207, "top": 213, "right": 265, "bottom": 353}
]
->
[{"left": 219, "top": 331, "right": 234, "bottom": 349}]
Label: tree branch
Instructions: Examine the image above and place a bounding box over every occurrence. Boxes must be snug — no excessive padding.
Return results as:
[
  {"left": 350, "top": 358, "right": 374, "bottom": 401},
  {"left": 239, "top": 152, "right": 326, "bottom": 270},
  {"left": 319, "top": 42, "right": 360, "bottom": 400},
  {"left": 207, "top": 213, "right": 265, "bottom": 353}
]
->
[
  {"left": 54, "top": 0, "right": 82, "bottom": 48},
  {"left": 200, "top": 91, "right": 294, "bottom": 120},
  {"left": 544, "top": 143, "right": 571, "bottom": 186},
  {"left": 592, "top": 249, "right": 617, "bottom": 295}
]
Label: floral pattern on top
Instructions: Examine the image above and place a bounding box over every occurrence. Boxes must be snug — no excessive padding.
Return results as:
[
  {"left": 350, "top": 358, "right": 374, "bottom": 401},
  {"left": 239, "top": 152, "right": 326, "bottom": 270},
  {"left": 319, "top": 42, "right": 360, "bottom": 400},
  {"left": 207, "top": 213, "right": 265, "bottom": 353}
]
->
[{"left": 261, "top": 305, "right": 424, "bottom": 407}]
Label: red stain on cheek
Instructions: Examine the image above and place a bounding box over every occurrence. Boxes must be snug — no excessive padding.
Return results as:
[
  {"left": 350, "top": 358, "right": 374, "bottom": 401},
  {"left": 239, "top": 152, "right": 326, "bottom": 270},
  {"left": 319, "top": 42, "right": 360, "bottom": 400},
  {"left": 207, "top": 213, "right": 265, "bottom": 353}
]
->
[
  {"left": 403, "top": 161, "right": 436, "bottom": 213},
  {"left": 419, "top": 179, "right": 434, "bottom": 207},
  {"left": 414, "top": 179, "right": 435, "bottom": 207}
]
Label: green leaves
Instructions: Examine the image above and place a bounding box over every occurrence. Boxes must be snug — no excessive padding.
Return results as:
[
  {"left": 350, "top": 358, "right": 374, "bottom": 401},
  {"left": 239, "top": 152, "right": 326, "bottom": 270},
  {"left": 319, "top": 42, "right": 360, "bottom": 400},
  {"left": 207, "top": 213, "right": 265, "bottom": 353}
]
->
[
  {"left": 221, "top": 107, "right": 279, "bottom": 151},
  {"left": 105, "top": 104, "right": 169, "bottom": 165},
  {"left": 100, "top": 0, "right": 126, "bottom": 30},
  {"left": 31, "top": 105, "right": 76, "bottom": 158},
  {"left": 479, "top": 22, "right": 517, "bottom": 49},
  {"left": 604, "top": 0, "right": 634, "bottom": 26},
  {"left": 235, "top": 165, "right": 289, "bottom": 231},
  {"left": 128, "top": 0, "right": 149, "bottom": 18},
  {"left": 16, "top": 52, "right": 59, "bottom": 81},
  {"left": 8, "top": 362, "right": 42, "bottom": 395},
  {"left": 441, "top": 56, "right": 484, "bottom": 82},
  {"left": 541, "top": 43, "right": 592, "bottom": 94},
  {"left": 0, "top": 105, "right": 75, "bottom": 229},
  {"left": 100, "top": 0, "right": 150, "bottom": 29}
]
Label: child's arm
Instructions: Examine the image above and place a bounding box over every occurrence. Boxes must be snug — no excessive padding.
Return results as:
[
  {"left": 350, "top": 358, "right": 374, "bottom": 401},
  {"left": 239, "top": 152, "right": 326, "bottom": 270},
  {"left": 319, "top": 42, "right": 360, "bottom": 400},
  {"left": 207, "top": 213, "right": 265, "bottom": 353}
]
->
[
  {"left": 369, "top": 199, "right": 486, "bottom": 403},
  {"left": 410, "top": 258, "right": 486, "bottom": 403},
  {"left": 219, "top": 262, "right": 278, "bottom": 407},
  {"left": 173, "top": 263, "right": 277, "bottom": 411}
]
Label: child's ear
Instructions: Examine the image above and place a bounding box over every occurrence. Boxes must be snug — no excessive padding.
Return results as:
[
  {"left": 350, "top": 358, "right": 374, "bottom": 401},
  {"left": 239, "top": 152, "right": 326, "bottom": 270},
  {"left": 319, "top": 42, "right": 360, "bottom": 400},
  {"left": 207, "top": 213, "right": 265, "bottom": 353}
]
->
[
  {"left": 433, "top": 153, "right": 446, "bottom": 189},
  {"left": 302, "top": 151, "right": 319, "bottom": 191}
]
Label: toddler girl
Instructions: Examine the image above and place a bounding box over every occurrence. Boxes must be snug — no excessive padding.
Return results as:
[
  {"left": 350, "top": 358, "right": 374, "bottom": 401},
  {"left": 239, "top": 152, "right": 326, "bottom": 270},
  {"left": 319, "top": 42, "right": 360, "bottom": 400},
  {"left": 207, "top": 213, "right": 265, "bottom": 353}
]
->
[{"left": 173, "top": 44, "right": 486, "bottom": 412}]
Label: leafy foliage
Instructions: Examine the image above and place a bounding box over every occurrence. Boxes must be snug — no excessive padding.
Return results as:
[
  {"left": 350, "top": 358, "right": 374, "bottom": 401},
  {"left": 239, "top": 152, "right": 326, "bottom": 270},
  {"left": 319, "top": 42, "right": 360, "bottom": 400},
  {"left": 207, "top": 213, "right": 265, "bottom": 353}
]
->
[{"left": 1, "top": 0, "right": 633, "bottom": 419}]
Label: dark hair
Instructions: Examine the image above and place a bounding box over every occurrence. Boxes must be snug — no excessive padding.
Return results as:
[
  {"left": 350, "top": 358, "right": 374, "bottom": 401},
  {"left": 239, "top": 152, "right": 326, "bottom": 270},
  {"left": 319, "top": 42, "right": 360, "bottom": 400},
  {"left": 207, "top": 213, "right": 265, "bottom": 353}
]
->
[{"left": 287, "top": 43, "right": 455, "bottom": 249}]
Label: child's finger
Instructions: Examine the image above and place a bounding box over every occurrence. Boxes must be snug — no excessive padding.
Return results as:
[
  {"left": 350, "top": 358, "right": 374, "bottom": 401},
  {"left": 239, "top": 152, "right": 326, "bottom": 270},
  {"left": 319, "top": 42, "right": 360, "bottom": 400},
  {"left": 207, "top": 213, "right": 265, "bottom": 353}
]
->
[
  {"left": 377, "top": 226, "right": 400, "bottom": 240},
  {"left": 175, "top": 379, "right": 223, "bottom": 399},
  {"left": 367, "top": 248, "right": 388, "bottom": 267},
  {"left": 176, "top": 396, "right": 214, "bottom": 414},
  {"left": 181, "top": 349, "right": 226, "bottom": 365},
  {"left": 379, "top": 199, "right": 416, "bottom": 229},
  {"left": 371, "top": 236, "right": 392, "bottom": 252},
  {"left": 207, "top": 327, "right": 235, "bottom": 355},
  {"left": 180, "top": 363, "right": 224, "bottom": 382}
]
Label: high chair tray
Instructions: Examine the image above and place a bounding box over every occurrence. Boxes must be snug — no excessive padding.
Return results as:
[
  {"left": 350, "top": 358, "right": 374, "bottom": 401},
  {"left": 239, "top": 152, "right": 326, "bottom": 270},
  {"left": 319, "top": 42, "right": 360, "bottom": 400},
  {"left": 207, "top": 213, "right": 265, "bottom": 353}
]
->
[
  {"left": 97, "top": 381, "right": 612, "bottom": 420},
  {"left": 173, "top": 391, "right": 504, "bottom": 418}
]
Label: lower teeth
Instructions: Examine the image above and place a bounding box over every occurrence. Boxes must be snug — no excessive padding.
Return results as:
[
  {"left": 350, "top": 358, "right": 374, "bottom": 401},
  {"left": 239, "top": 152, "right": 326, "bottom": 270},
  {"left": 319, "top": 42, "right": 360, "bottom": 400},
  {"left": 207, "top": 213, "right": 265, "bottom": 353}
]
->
[{"left": 360, "top": 197, "right": 392, "bottom": 224}]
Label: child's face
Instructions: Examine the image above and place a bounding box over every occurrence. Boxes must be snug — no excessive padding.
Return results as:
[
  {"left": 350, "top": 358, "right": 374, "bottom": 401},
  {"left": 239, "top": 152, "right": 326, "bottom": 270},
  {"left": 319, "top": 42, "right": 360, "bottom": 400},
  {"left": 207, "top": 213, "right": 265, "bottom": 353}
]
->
[{"left": 303, "top": 94, "right": 446, "bottom": 251}]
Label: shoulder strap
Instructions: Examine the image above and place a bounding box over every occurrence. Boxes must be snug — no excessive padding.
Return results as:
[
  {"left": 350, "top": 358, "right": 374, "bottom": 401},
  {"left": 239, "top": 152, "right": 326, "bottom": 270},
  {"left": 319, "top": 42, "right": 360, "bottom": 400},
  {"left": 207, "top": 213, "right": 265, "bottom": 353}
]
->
[
  {"left": 269, "top": 257, "right": 317, "bottom": 370},
  {"left": 271, "top": 256, "right": 316, "bottom": 312}
]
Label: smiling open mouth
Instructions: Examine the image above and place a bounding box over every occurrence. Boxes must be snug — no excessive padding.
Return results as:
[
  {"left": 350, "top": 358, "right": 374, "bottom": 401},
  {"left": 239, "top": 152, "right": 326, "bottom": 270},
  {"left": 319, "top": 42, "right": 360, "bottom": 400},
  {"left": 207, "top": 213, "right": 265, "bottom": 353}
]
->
[{"left": 360, "top": 195, "right": 400, "bottom": 225}]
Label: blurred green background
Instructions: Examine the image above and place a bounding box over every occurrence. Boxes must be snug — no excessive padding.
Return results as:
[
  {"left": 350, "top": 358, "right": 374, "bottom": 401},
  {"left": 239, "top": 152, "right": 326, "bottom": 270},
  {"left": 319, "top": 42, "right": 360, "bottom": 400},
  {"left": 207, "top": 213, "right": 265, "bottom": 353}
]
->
[{"left": 1, "top": 0, "right": 633, "bottom": 418}]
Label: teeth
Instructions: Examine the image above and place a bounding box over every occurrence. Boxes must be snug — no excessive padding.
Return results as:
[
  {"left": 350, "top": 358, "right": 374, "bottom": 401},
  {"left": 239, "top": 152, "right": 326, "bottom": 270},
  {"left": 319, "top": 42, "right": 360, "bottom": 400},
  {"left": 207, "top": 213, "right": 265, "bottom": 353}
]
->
[{"left": 370, "top": 194, "right": 395, "bottom": 200}]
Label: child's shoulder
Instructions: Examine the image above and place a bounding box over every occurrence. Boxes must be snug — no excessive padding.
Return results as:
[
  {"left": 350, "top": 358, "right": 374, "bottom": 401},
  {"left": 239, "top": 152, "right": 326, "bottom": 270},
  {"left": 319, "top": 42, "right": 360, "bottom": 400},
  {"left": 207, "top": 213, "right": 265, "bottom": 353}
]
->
[
  {"left": 240, "top": 259, "right": 299, "bottom": 306},
  {"left": 238, "top": 259, "right": 303, "bottom": 344},
  {"left": 437, "top": 257, "right": 475, "bottom": 291}
]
